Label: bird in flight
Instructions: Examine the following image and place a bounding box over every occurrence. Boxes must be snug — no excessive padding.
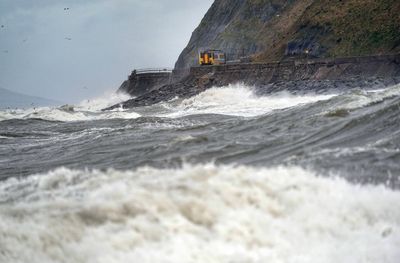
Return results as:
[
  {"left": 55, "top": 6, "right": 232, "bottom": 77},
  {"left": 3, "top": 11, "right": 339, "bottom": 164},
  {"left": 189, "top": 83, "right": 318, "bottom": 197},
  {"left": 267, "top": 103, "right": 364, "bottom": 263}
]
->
[
  {"left": 65, "top": 37, "right": 72, "bottom": 41},
  {"left": 64, "top": 7, "right": 70, "bottom": 11}
]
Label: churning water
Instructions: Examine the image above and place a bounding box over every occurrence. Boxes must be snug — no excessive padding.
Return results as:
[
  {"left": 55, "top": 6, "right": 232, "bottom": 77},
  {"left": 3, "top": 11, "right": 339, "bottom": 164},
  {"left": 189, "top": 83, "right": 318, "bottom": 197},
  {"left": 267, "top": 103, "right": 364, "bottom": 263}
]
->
[{"left": 1, "top": 84, "right": 400, "bottom": 262}]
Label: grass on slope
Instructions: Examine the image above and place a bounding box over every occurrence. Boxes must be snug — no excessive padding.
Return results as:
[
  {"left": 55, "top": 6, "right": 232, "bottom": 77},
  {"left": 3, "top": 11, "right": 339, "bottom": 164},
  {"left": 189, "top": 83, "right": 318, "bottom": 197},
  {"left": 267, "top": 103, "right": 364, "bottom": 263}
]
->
[
  {"left": 256, "top": 0, "right": 400, "bottom": 61},
  {"left": 302, "top": 0, "right": 400, "bottom": 57}
]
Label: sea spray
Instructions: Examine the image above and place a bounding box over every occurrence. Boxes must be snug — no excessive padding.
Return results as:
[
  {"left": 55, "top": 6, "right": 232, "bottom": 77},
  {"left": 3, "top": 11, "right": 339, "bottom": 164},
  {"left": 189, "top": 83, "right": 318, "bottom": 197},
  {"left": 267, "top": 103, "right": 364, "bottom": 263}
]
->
[
  {"left": 1, "top": 165, "right": 399, "bottom": 263},
  {"left": 161, "top": 83, "right": 336, "bottom": 118},
  {"left": 77, "top": 91, "right": 132, "bottom": 111},
  {"left": 0, "top": 92, "right": 140, "bottom": 122}
]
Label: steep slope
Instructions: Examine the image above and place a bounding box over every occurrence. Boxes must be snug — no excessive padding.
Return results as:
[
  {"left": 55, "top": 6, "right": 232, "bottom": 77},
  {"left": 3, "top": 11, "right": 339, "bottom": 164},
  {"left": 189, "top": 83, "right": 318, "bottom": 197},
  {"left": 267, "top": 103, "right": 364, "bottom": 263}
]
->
[
  {"left": 259, "top": 0, "right": 400, "bottom": 60},
  {"left": 175, "top": 0, "right": 400, "bottom": 69},
  {"left": 175, "top": 0, "right": 295, "bottom": 69}
]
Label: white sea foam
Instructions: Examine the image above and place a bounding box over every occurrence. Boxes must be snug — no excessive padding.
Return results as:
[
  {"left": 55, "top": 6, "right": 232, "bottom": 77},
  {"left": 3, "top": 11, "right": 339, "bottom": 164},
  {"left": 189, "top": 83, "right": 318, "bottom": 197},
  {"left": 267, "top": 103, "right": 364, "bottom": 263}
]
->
[
  {"left": 0, "top": 107, "right": 141, "bottom": 122},
  {"left": 0, "top": 92, "right": 140, "bottom": 122},
  {"left": 161, "top": 84, "right": 335, "bottom": 118},
  {"left": 0, "top": 165, "right": 399, "bottom": 263},
  {"left": 76, "top": 91, "right": 131, "bottom": 111},
  {"left": 331, "top": 83, "right": 400, "bottom": 111},
  {"left": 2, "top": 83, "right": 400, "bottom": 122}
]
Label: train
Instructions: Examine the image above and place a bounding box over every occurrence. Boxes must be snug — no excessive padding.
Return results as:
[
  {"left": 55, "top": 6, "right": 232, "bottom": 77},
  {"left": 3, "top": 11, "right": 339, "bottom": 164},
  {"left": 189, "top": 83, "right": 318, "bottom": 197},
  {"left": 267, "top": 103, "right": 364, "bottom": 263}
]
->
[{"left": 198, "top": 49, "right": 226, "bottom": 66}]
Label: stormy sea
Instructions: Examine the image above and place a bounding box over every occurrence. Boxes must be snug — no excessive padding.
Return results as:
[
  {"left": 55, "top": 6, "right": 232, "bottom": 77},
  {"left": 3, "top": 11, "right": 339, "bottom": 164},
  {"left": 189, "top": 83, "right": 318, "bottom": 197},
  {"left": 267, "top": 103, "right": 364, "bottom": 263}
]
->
[{"left": 1, "top": 83, "right": 400, "bottom": 262}]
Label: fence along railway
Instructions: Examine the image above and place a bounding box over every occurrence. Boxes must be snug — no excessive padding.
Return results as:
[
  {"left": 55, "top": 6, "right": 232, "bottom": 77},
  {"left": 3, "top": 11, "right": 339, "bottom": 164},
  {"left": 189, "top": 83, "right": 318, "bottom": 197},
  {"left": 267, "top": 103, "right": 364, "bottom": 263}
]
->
[
  {"left": 118, "top": 53, "right": 400, "bottom": 97},
  {"left": 118, "top": 68, "right": 174, "bottom": 96}
]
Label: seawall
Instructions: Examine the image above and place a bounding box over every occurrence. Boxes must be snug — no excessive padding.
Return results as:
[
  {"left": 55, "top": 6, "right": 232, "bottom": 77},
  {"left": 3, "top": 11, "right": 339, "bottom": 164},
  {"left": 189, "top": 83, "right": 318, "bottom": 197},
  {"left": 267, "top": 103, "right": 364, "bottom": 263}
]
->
[
  {"left": 189, "top": 54, "right": 400, "bottom": 88},
  {"left": 118, "top": 69, "right": 172, "bottom": 97},
  {"left": 107, "top": 54, "right": 400, "bottom": 110}
]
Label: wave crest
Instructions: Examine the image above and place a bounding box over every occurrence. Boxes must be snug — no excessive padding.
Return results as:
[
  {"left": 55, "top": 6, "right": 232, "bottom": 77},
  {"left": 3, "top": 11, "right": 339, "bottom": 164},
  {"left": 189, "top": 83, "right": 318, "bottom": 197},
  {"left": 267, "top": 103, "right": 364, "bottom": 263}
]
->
[
  {"left": 1, "top": 165, "right": 399, "bottom": 263},
  {"left": 0, "top": 92, "right": 140, "bottom": 122},
  {"left": 162, "top": 84, "right": 335, "bottom": 117}
]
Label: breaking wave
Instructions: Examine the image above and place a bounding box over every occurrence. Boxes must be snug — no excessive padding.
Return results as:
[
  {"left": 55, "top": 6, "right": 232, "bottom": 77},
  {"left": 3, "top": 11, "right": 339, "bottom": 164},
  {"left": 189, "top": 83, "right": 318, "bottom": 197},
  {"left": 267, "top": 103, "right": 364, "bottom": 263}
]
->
[
  {"left": 2, "top": 83, "right": 400, "bottom": 122},
  {"left": 326, "top": 83, "right": 400, "bottom": 112},
  {"left": 0, "top": 92, "right": 140, "bottom": 122},
  {"left": 0, "top": 107, "right": 141, "bottom": 122},
  {"left": 161, "top": 83, "right": 400, "bottom": 119},
  {"left": 1, "top": 165, "right": 399, "bottom": 263},
  {"left": 77, "top": 91, "right": 132, "bottom": 111},
  {"left": 161, "top": 84, "right": 336, "bottom": 117}
]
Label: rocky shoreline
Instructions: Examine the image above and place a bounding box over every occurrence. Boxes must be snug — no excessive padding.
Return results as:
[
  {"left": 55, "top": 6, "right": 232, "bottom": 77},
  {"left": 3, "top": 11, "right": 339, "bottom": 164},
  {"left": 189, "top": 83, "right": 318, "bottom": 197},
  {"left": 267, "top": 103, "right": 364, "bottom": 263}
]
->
[{"left": 104, "top": 54, "right": 400, "bottom": 111}]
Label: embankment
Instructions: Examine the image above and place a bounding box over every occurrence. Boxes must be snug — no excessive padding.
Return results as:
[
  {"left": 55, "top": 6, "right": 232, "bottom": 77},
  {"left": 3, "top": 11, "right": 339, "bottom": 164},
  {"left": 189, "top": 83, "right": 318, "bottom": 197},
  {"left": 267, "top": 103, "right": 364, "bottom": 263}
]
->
[
  {"left": 106, "top": 54, "right": 400, "bottom": 110},
  {"left": 118, "top": 69, "right": 172, "bottom": 97},
  {"left": 191, "top": 54, "right": 400, "bottom": 87}
]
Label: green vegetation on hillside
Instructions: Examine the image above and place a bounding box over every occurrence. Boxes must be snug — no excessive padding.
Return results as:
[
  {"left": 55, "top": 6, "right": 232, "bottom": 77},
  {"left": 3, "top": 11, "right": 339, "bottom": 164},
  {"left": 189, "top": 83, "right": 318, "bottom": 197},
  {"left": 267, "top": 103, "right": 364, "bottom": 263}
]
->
[
  {"left": 257, "top": 0, "right": 400, "bottom": 60},
  {"left": 300, "top": 0, "right": 400, "bottom": 57},
  {"left": 176, "top": 0, "right": 400, "bottom": 68}
]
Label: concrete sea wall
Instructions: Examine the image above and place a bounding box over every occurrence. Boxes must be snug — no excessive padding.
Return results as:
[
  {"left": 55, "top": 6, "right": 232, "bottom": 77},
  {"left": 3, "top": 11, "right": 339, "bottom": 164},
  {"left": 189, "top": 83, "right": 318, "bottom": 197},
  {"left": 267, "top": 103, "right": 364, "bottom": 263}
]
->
[
  {"left": 118, "top": 70, "right": 172, "bottom": 97},
  {"left": 108, "top": 54, "right": 400, "bottom": 110},
  {"left": 189, "top": 54, "right": 400, "bottom": 87},
  {"left": 118, "top": 55, "right": 400, "bottom": 97}
]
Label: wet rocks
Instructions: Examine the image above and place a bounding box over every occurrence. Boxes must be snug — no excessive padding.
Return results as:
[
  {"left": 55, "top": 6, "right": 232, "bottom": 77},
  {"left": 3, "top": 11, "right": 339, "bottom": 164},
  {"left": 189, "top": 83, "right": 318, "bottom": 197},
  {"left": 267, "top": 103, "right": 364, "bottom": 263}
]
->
[{"left": 104, "top": 54, "right": 400, "bottom": 111}]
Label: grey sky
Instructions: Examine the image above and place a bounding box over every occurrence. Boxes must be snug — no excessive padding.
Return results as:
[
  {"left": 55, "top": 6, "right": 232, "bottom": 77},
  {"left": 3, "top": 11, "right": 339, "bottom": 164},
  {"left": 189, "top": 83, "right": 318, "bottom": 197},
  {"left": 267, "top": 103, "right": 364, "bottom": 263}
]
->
[{"left": 0, "top": 0, "right": 213, "bottom": 102}]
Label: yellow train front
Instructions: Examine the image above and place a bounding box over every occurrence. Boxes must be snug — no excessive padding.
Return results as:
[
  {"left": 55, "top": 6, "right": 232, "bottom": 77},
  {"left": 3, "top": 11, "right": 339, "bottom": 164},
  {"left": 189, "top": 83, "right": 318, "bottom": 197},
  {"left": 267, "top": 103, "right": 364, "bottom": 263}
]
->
[{"left": 199, "top": 50, "right": 226, "bottom": 66}]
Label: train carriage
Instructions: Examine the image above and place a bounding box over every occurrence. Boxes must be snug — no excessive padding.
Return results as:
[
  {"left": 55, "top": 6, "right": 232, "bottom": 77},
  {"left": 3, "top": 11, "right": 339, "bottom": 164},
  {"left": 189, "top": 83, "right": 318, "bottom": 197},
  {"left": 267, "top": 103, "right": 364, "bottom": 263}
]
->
[{"left": 199, "top": 50, "right": 226, "bottom": 65}]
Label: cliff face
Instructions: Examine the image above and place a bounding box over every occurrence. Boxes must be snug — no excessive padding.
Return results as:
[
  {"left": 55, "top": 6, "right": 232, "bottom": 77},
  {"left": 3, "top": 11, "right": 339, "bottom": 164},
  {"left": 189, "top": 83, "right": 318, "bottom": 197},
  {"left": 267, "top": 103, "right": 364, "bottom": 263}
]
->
[
  {"left": 260, "top": 0, "right": 400, "bottom": 60},
  {"left": 175, "top": 0, "right": 400, "bottom": 69},
  {"left": 174, "top": 0, "right": 295, "bottom": 69}
]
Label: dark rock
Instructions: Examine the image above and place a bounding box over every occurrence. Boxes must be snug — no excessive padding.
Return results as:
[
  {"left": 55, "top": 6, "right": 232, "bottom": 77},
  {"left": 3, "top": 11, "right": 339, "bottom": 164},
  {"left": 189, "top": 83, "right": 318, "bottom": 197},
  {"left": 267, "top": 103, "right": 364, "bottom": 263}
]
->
[
  {"left": 174, "top": 0, "right": 293, "bottom": 70},
  {"left": 285, "top": 40, "right": 323, "bottom": 58},
  {"left": 104, "top": 54, "right": 400, "bottom": 111},
  {"left": 118, "top": 70, "right": 172, "bottom": 97}
]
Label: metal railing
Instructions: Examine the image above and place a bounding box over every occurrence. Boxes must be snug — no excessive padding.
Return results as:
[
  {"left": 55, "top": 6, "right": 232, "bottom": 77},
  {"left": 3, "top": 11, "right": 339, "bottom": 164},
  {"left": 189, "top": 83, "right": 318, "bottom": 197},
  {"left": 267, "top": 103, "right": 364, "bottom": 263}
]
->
[{"left": 135, "top": 68, "right": 173, "bottom": 74}]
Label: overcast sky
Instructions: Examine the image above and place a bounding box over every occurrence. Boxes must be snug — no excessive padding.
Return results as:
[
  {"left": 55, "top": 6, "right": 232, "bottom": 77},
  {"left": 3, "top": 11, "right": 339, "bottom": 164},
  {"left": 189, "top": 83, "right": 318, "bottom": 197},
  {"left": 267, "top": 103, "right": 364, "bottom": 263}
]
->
[{"left": 0, "top": 0, "right": 213, "bottom": 103}]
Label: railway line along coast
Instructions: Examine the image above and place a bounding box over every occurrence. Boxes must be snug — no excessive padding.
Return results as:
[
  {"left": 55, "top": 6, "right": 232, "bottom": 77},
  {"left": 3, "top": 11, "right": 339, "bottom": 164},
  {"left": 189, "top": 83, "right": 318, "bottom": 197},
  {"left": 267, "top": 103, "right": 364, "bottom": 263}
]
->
[
  {"left": 106, "top": 54, "right": 400, "bottom": 110},
  {"left": 107, "top": 0, "right": 400, "bottom": 110}
]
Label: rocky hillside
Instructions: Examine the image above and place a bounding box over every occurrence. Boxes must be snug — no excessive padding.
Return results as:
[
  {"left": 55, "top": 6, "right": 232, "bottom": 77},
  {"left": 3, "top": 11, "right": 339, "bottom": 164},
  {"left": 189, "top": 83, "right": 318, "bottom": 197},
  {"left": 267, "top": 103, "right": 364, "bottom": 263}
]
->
[{"left": 175, "top": 0, "right": 400, "bottom": 69}]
